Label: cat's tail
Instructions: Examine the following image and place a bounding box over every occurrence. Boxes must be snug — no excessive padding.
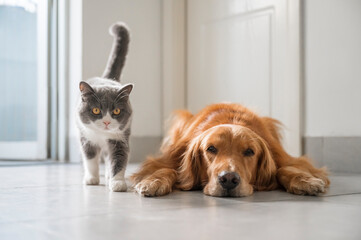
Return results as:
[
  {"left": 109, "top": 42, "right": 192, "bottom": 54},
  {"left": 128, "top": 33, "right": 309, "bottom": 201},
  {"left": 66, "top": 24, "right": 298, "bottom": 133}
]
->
[{"left": 102, "top": 22, "right": 130, "bottom": 81}]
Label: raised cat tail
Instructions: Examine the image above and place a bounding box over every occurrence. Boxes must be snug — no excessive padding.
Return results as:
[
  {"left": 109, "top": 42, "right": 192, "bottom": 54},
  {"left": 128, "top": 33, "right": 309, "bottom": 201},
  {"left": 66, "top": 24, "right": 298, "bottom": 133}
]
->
[{"left": 102, "top": 22, "right": 130, "bottom": 81}]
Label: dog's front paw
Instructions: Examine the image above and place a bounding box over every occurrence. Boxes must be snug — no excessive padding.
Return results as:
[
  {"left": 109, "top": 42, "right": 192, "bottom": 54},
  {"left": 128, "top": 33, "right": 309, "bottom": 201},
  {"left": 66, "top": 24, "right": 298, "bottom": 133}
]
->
[
  {"left": 109, "top": 179, "right": 127, "bottom": 192},
  {"left": 134, "top": 179, "right": 171, "bottom": 197},
  {"left": 288, "top": 177, "right": 326, "bottom": 195},
  {"left": 83, "top": 175, "right": 100, "bottom": 185}
]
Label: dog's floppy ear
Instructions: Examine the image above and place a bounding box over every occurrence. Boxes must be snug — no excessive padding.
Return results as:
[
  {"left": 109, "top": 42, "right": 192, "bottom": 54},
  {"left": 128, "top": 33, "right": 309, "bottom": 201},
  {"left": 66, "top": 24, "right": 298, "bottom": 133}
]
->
[
  {"left": 177, "top": 135, "right": 207, "bottom": 190},
  {"left": 254, "top": 137, "right": 278, "bottom": 191}
]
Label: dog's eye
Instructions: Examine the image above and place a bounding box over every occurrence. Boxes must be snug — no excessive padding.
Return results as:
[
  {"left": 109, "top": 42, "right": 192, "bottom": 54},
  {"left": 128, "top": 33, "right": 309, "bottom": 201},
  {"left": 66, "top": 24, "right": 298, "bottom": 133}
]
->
[
  {"left": 207, "top": 145, "right": 218, "bottom": 154},
  {"left": 243, "top": 148, "right": 254, "bottom": 157}
]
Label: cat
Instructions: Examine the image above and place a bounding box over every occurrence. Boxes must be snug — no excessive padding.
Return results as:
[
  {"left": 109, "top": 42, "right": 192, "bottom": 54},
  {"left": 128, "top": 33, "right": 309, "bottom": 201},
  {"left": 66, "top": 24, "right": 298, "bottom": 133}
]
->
[{"left": 76, "top": 22, "right": 133, "bottom": 192}]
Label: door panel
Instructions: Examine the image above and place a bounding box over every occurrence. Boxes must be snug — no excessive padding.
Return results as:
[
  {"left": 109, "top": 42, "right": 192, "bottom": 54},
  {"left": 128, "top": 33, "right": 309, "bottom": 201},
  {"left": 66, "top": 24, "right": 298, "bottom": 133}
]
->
[
  {"left": 0, "top": 1, "right": 48, "bottom": 160},
  {"left": 195, "top": 9, "right": 272, "bottom": 115},
  {"left": 187, "top": 0, "right": 300, "bottom": 155}
]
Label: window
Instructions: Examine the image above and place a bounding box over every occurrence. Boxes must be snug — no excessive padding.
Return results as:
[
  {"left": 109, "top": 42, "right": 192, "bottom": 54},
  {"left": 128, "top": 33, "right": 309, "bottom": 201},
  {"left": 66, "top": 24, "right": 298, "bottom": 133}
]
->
[{"left": 0, "top": 0, "right": 48, "bottom": 160}]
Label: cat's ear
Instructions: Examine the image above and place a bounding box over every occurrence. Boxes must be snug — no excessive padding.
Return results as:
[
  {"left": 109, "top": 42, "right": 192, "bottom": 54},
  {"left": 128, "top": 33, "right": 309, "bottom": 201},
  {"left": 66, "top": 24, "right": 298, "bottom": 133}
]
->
[
  {"left": 115, "top": 84, "right": 133, "bottom": 102},
  {"left": 79, "top": 81, "right": 94, "bottom": 95},
  {"left": 120, "top": 83, "right": 133, "bottom": 96}
]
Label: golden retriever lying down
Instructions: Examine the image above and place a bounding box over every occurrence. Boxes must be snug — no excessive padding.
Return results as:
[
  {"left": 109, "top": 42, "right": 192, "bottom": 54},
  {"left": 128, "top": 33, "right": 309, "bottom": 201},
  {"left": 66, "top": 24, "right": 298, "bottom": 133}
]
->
[{"left": 131, "top": 103, "right": 330, "bottom": 197}]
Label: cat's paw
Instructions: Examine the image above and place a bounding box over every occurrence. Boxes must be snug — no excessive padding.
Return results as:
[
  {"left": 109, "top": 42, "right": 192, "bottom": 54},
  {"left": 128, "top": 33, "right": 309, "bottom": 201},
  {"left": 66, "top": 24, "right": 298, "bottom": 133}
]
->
[
  {"left": 83, "top": 175, "right": 100, "bottom": 185},
  {"left": 105, "top": 172, "right": 110, "bottom": 186},
  {"left": 109, "top": 179, "right": 127, "bottom": 192}
]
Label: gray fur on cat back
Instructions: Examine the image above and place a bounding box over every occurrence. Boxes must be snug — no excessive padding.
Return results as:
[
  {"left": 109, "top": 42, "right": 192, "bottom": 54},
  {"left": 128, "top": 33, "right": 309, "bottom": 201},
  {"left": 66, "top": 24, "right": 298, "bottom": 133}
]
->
[{"left": 102, "top": 22, "right": 130, "bottom": 81}]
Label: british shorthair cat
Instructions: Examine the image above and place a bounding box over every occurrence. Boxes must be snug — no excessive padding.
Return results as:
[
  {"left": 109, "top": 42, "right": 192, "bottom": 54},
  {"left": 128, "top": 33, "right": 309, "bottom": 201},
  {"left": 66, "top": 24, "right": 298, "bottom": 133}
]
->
[{"left": 76, "top": 22, "right": 133, "bottom": 192}]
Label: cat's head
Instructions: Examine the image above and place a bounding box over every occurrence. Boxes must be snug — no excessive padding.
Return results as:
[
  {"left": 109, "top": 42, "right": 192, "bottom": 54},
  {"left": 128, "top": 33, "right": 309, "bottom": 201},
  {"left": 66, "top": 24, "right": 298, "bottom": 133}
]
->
[{"left": 78, "top": 81, "right": 133, "bottom": 132}]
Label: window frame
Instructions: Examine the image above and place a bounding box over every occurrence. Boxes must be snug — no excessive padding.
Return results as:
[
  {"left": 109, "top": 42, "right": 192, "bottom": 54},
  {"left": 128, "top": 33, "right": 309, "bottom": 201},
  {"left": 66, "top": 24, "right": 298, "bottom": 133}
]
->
[{"left": 0, "top": 0, "right": 49, "bottom": 160}]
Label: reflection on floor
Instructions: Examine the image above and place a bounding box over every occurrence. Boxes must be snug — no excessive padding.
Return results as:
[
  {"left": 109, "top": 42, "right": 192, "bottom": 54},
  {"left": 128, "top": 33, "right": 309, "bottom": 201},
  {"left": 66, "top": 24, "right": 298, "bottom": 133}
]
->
[{"left": 0, "top": 163, "right": 360, "bottom": 240}]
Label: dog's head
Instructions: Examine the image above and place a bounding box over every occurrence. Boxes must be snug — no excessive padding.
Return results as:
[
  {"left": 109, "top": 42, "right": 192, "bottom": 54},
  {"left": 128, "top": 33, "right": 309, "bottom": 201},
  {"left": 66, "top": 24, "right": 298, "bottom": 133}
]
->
[{"left": 178, "top": 124, "right": 277, "bottom": 197}]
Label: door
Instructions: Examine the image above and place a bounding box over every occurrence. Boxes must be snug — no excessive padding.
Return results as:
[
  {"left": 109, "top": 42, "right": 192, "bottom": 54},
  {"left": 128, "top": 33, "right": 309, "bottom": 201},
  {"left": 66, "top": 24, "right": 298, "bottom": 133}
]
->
[
  {"left": 187, "top": 0, "right": 301, "bottom": 155},
  {"left": 0, "top": 1, "right": 49, "bottom": 160}
]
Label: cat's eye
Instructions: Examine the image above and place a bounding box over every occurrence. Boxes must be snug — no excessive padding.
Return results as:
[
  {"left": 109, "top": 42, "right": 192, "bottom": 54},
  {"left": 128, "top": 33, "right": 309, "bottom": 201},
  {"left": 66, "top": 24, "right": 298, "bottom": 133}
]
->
[
  {"left": 243, "top": 148, "right": 255, "bottom": 157},
  {"left": 207, "top": 145, "right": 218, "bottom": 154},
  {"left": 113, "top": 108, "right": 121, "bottom": 115},
  {"left": 92, "top": 108, "right": 101, "bottom": 115}
]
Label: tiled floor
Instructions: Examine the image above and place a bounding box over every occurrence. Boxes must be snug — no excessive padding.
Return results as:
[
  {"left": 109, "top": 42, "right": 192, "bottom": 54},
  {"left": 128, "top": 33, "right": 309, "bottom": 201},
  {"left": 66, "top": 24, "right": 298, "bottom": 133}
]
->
[{"left": 0, "top": 163, "right": 361, "bottom": 240}]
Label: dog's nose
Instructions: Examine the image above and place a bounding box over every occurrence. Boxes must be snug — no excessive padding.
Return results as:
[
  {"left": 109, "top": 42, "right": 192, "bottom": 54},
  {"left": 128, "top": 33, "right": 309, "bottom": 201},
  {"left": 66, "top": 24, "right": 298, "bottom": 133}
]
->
[{"left": 218, "top": 171, "right": 240, "bottom": 190}]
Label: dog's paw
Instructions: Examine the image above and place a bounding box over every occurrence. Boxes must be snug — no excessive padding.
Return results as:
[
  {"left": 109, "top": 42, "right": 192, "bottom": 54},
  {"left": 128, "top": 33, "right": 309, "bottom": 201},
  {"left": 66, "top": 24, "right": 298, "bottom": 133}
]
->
[
  {"left": 288, "top": 177, "right": 326, "bottom": 196},
  {"left": 134, "top": 179, "right": 170, "bottom": 197},
  {"left": 109, "top": 179, "right": 127, "bottom": 192},
  {"left": 83, "top": 175, "right": 100, "bottom": 185}
]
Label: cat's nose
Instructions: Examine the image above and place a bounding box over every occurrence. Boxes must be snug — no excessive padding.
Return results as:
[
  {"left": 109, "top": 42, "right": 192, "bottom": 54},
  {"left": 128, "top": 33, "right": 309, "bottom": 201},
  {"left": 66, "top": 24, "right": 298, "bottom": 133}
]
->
[{"left": 103, "top": 121, "right": 111, "bottom": 126}]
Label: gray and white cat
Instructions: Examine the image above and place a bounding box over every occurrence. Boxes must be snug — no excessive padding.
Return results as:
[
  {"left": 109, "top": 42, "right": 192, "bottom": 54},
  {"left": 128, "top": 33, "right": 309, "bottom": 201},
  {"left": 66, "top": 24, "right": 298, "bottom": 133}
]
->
[{"left": 76, "top": 22, "right": 133, "bottom": 192}]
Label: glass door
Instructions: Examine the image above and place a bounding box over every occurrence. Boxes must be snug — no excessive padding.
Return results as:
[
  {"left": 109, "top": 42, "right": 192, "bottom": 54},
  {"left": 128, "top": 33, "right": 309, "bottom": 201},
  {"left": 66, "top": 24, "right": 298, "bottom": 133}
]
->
[{"left": 0, "top": 0, "right": 49, "bottom": 160}]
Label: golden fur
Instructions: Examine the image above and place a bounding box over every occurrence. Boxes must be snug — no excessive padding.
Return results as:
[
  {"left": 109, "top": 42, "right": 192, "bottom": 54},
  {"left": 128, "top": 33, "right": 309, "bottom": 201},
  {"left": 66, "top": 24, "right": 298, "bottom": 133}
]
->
[{"left": 131, "top": 103, "right": 330, "bottom": 197}]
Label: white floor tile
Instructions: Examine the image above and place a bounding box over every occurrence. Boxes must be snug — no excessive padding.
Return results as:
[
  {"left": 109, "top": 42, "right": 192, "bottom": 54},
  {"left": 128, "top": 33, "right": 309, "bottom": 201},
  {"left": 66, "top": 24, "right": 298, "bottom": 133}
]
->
[{"left": 0, "top": 163, "right": 360, "bottom": 240}]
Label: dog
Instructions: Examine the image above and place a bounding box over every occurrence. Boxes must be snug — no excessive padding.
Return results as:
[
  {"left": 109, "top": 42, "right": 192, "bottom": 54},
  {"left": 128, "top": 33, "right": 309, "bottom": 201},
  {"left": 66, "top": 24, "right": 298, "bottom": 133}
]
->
[{"left": 131, "top": 103, "right": 330, "bottom": 197}]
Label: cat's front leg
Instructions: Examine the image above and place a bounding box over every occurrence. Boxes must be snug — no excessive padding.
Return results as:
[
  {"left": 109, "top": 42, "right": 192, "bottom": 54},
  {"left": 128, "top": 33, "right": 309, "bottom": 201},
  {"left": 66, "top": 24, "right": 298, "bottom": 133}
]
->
[
  {"left": 107, "top": 139, "right": 129, "bottom": 192},
  {"left": 104, "top": 157, "right": 110, "bottom": 186},
  {"left": 81, "top": 137, "right": 101, "bottom": 185}
]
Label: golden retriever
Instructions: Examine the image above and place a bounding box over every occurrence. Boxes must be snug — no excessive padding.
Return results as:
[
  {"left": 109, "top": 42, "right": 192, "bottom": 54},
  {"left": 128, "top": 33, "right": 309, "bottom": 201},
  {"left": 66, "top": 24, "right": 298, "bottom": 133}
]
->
[{"left": 131, "top": 103, "right": 330, "bottom": 197}]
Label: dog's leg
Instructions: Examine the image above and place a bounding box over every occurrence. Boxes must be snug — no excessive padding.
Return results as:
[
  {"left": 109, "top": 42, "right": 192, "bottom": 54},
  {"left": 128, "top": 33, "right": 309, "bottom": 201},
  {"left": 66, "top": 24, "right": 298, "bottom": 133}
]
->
[
  {"left": 134, "top": 168, "right": 177, "bottom": 197},
  {"left": 131, "top": 110, "right": 192, "bottom": 196},
  {"left": 277, "top": 157, "right": 330, "bottom": 195}
]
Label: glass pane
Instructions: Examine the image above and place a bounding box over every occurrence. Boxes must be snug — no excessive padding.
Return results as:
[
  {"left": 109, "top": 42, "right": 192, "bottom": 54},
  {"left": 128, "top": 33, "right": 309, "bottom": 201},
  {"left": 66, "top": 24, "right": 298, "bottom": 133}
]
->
[{"left": 0, "top": 1, "right": 38, "bottom": 141}]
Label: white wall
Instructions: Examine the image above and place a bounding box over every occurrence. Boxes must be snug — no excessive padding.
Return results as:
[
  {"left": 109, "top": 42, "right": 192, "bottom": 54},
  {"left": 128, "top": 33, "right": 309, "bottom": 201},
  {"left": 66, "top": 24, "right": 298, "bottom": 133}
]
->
[
  {"left": 304, "top": 0, "right": 361, "bottom": 137},
  {"left": 74, "top": 0, "right": 361, "bottom": 161},
  {"left": 82, "top": 0, "right": 162, "bottom": 137}
]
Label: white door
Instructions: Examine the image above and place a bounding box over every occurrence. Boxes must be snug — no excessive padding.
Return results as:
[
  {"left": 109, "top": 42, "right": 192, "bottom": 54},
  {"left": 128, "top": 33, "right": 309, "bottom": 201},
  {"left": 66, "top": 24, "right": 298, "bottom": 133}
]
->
[
  {"left": 0, "top": 1, "right": 48, "bottom": 160},
  {"left": 187, "top": 0, "right": 301, "bottom": 155}
]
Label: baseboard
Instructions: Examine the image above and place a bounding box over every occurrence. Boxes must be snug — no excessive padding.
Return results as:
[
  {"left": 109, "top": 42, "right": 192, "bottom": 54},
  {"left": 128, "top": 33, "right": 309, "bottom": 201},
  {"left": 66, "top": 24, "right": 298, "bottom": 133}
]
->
[
  {"left": 129, "top": 136, "right": 162, "bottom": 163},
  {"left": 68, "top": 135, "right": 162, "bottom": 163},
  {"left": 303, "top": 137, "right": 361, "bottom": 173}
]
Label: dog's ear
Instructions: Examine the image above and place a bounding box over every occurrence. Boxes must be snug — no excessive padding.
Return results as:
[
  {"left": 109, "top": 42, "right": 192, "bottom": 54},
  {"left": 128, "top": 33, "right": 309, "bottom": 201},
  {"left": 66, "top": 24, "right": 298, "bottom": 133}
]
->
[
  {"left": 254, "top": 137, "right": 278, "bottom": 190},
  {"left": 177, "top": 135, "right": 207, "bottom": 190}
]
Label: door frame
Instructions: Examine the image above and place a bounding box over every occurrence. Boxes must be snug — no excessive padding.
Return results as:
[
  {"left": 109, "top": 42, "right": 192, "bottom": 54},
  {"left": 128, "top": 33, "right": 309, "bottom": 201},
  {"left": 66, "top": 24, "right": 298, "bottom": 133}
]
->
[
  {"left": 162, "top": 0, "right": 301, "bottom": 155},
  {"left": 162, "top": 0, "right": 187, "bottom": 122}
]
